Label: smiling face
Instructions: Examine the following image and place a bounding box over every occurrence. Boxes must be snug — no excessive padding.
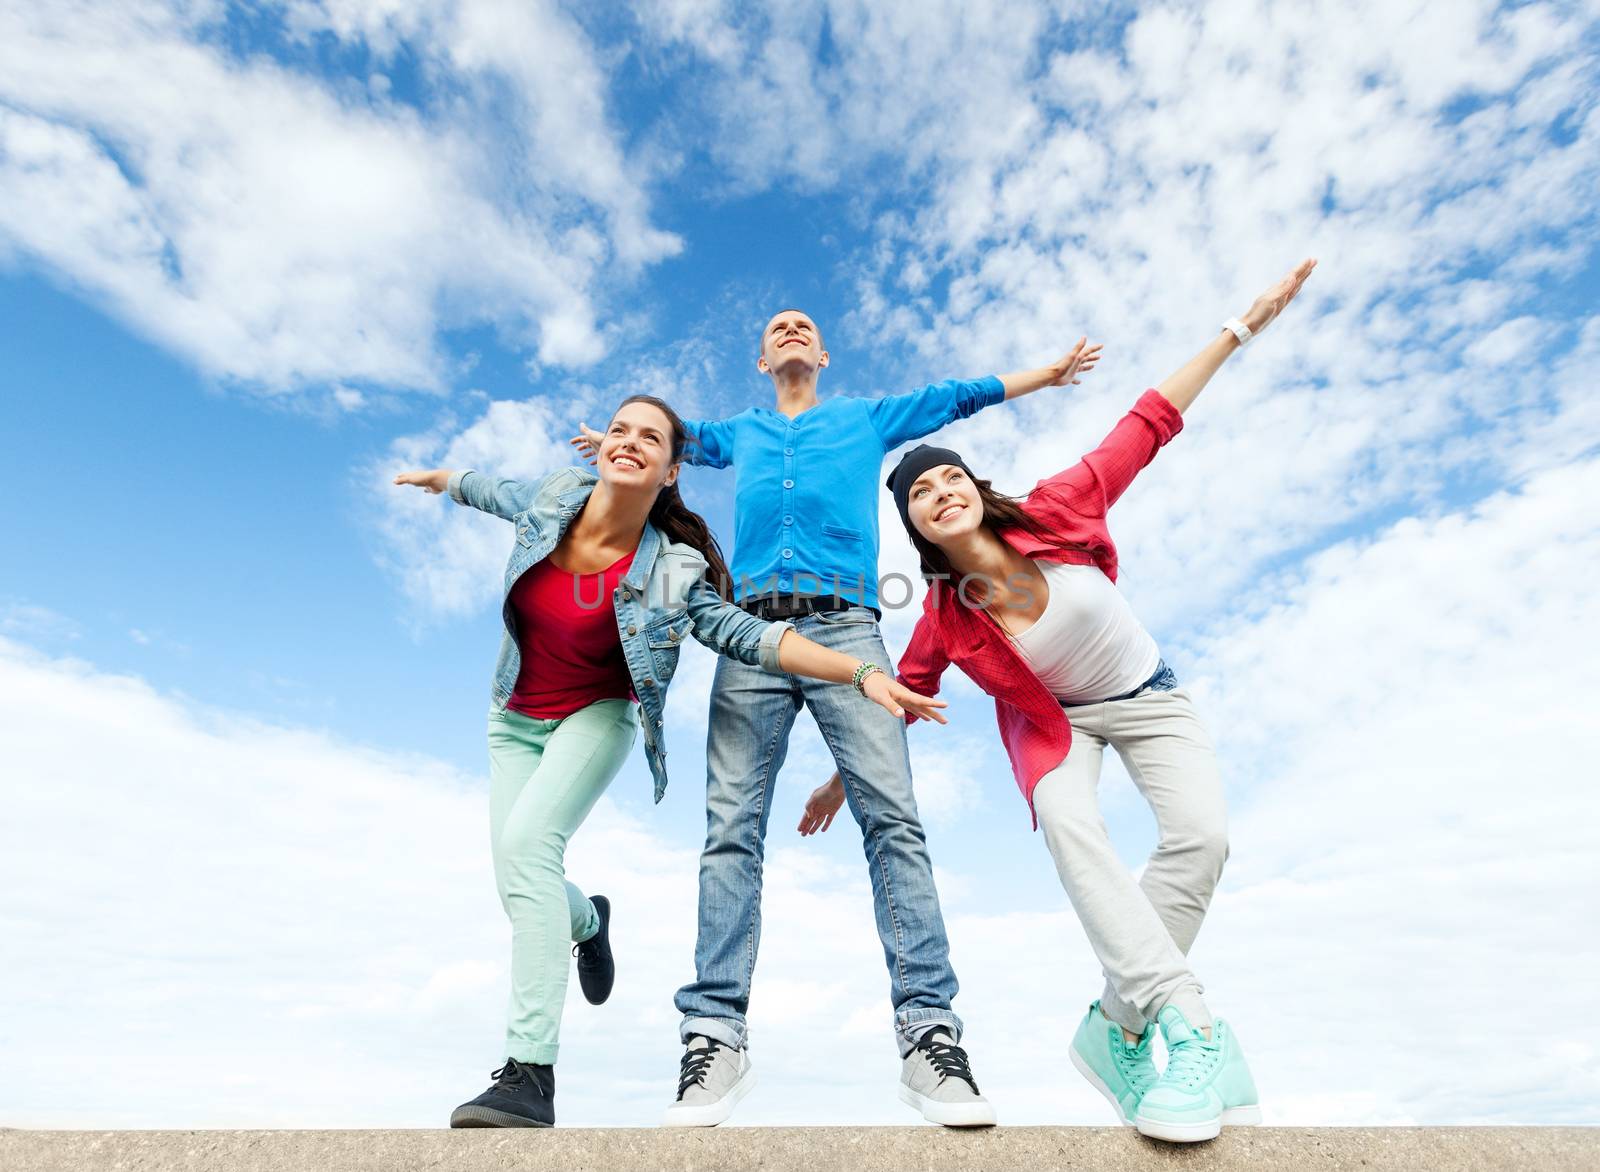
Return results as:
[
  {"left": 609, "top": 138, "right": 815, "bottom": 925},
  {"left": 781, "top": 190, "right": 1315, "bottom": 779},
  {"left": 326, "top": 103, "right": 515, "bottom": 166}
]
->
[
  {"left": 599, "top": 400, "right": 679, "bottom": 495},
  {"left": 757, "top": 309, "right": 829, "bottom": 379},
  {"left": 907, "top": 463, "right": 985, "bottom": 546}
]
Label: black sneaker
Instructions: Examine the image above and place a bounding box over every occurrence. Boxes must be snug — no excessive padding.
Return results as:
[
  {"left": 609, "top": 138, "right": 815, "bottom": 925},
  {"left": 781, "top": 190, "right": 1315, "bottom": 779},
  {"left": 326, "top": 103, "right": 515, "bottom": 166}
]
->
[
  {"left": 573, "top": 894, "right": 615, "bottom": 1005},
  {"left": 449, "top": 1059, "right": 555, "bottom": 1128}
]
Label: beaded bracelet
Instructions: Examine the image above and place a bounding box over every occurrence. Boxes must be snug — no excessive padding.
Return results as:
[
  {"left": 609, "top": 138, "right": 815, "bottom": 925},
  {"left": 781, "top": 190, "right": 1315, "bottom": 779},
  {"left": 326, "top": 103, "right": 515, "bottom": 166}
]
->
[{"left": 852, "top": 662, "right": 885, "bottom": 696}]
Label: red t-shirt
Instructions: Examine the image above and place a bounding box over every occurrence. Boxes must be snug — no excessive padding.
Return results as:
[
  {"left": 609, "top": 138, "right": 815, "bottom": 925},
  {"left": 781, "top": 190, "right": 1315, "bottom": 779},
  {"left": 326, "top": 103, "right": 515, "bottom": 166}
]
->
[{"left": 507, "top": 549, "right": 637, "bottom": 721}]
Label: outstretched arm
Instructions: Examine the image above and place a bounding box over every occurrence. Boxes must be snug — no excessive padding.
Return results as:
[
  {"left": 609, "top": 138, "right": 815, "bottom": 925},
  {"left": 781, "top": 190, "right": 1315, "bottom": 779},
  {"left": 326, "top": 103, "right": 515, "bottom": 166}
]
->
[
  {"left": 774, "top": 631, "right": 949, "bottom": 724},
  {"left": 999, "top": 337, "right": 1103, "bottom": 401},
  {"left": 868, "top": 339, "right": 1102, "bottom": 450},
  {"left": 682, "top": 575, "right": 948, "bottom": 723},
  {"left": 1157, "top": 257, "right": 1317, "bottom": 414},
  {"left": 393, "top": 469, "right": 451, "bottom": 495},
  {"left": 1027, "top": 258, "right": 1319, "bottom": 518},
  {"left": 392, "top": 468, "right": 538, "bottom": 520}
]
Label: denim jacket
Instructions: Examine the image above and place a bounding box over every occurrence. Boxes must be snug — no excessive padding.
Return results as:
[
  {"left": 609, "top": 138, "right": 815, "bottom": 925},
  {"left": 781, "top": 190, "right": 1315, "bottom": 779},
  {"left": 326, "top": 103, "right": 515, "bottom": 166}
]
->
[{"left": 448, "top": 466, "right": 791, "bottom": 803}]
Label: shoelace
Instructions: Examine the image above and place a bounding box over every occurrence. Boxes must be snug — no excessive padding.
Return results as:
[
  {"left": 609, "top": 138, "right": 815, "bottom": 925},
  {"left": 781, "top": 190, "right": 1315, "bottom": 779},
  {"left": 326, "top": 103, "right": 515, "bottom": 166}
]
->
[
  {"left": 677, "top": 1040, "right": 724, "bottom": 1099},
  {"left": 491, "top": 1059, "right": 531, "bottom": 1089},
  {"left": 572, "top": 925, "right": 606, "bottom": 966},
  {"left": 1163, "top": 1034, "right": 1223, "bottom": 1092},
  {"left": 916, "top": 1035, "right": 981, "bottom": 1093},
  {"left": 1114, "top": 1039, "right": 1159, "bottom": 1094}
]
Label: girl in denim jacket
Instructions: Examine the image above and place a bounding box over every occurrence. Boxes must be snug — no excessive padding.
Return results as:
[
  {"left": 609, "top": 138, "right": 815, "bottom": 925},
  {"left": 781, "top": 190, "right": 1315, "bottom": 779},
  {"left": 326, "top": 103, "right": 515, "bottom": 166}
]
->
[{"left": 395, "top": 394, "right": 944, "bottom": 1128}]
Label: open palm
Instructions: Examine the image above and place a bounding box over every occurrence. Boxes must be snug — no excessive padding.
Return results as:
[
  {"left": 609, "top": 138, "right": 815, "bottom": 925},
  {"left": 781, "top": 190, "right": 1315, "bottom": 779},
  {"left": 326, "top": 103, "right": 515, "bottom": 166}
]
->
[{"left": 1241, "top": 258, "right": 1317, "bottom": 335}]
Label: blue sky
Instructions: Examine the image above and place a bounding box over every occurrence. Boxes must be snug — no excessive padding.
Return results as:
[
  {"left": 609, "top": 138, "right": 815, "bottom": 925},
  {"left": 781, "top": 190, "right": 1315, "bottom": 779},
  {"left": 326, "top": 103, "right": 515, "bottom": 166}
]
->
[{"left": 3, "top": 0, "right": 1599, "bottom": 1130}]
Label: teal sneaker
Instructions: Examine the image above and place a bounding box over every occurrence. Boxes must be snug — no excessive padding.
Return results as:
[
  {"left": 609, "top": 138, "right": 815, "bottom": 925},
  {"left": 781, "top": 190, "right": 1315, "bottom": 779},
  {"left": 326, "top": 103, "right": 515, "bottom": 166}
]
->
[
  {"left": 1067, "top": 1002, "right": 1158, "bottom": 1125},
  {"left": 1133, "top": 1005, "right": 1261, "bottom": 1142}
]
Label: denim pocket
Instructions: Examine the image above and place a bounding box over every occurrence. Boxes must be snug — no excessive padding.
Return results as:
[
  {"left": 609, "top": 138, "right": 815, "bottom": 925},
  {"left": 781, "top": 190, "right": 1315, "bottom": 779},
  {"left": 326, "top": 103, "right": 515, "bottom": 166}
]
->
[
  {"left": 644, "top": 612, "right": 690, "bottom": 687},
  {"left": 645, "top": 610, "right": 691, "bottom": 648},
  {"left": 811, "top": 606, "right": 877, "bottom": 627},
  {"left": 514, "top": 513, "right": 539, "bottom": 548}
]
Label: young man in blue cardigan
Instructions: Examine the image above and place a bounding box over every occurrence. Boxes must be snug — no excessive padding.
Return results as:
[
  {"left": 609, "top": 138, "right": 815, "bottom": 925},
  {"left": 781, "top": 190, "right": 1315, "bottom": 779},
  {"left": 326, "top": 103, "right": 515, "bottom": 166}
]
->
[{"left": 578, "top": 310, "right": 1097, "bottom": 1126}]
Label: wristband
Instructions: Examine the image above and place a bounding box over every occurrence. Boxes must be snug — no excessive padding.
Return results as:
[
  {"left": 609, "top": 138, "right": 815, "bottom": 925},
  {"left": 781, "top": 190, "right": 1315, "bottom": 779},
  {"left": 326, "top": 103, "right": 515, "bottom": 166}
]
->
[
  {"left": 1222, "top": 317, "right": 1254, "bottom": 346},
  {"left": 852, "top": 662, "right": 884, "bottom": 696}
]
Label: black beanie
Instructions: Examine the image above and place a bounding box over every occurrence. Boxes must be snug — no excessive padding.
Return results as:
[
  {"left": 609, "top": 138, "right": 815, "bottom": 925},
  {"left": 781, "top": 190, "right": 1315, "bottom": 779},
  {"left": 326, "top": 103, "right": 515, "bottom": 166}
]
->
[{"left": 886, "top": 444, "right": 975, "bottom": 530}]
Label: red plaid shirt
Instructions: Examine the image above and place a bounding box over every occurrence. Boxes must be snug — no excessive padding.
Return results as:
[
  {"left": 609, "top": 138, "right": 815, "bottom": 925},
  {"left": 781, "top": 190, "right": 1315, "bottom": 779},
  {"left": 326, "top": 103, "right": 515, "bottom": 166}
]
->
[{"left": 895, "top": 390, "right": 1185, "bottom": 827}]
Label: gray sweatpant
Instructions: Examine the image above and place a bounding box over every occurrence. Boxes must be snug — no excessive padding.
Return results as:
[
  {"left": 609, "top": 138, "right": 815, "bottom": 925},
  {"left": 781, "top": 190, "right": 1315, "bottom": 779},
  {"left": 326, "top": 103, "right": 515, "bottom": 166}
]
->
[{"left": 1033, "top": 686, "right": 1227, "bottom": 1036}]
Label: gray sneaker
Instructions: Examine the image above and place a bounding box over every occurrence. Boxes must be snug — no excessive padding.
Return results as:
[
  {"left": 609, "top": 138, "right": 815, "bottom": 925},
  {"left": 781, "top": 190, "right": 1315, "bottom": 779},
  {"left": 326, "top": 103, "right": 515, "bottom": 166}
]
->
[
  {"left": 661, "top": 1035, "right": 757, "bottom": 1127},
  {"left": 898, "top": 1028, "right": 996, "bottom": 1127}
]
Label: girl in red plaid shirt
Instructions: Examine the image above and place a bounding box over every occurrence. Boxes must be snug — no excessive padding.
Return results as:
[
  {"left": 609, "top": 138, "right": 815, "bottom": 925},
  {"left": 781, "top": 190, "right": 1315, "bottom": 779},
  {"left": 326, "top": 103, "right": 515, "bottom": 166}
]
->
[{"left": 800, "top": 260, "right": 1316, "bottom": 1143}]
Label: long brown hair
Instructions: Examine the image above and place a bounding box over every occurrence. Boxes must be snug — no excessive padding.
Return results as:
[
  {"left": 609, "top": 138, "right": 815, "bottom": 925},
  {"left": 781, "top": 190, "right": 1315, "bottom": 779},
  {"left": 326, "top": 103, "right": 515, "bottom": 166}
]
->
[
  {"left": 904, "top": 474, "right": 1093, "bottom": 598},
  {"left": 612, "top": 394, "right": 733, "bottom": 597}
]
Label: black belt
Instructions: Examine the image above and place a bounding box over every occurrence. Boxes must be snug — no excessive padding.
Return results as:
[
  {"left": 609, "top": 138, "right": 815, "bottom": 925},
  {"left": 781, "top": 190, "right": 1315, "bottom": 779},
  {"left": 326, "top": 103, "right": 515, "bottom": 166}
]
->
[
  {"left": 737, "top": 594, "right": 877, "bottom": 621},
  {"left": 1061, "top": 659, "right": 1177, "bottom": 708}
]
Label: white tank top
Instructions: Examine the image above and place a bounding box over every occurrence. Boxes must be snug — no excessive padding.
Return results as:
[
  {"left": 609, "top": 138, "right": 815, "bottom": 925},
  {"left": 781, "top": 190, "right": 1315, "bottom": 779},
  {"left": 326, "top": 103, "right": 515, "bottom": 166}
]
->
[{"left": 1006, "top": 560, "right": 1161, "bottom": 705}]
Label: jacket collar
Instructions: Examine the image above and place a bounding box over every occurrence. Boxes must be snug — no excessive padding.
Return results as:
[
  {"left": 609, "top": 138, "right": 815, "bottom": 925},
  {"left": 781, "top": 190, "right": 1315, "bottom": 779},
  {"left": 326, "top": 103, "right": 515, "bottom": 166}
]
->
[
  {"left": 554, "top": 469, "right": 662, "bottom": 591},
  {"left": 624, "top": 524, "right": 661, "bottom": 591}
]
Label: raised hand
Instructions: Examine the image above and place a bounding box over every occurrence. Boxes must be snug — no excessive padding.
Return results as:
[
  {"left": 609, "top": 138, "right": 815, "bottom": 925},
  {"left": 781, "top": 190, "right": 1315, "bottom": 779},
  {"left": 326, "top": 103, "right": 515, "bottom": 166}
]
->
[
  {"left": 1240, "top": 258, "right": 1317, "bottom": 336},
  {"left": 1045, "top": 337, "right": 1104, "bottom": 387},
  {"left": 393, "top": 469, "right": 451, "bottom": 494},
  {"left": 798, "top": 773, "right": 847, "bottom": 836},
  {"left": 569, "top": 422, "right": 604, "bottom": 465},
  {"left": 862, "top": 672, "right": 948, "bottom": 723}
]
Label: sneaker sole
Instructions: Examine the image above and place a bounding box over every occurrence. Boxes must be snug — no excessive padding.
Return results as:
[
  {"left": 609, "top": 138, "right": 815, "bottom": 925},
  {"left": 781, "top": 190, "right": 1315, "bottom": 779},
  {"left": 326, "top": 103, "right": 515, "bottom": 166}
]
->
[
  {"left": 1134, "top": 1114, "right": 1221, "bottom": 1143},
  {"left": 897, "top": 1084, "right": 997, "bottom": 1128},
  {"left": 449, "top": 1105, "right": 551, "bottom": 1129},
  {"left": 660, "top": 1062, "right": 757, "bottom": 1127},
  {"left": 1134, "top": 1106, "right": 1259, "bottom": 1144},
  {"left": 1067, "top": 1043, "right": 1134, "bottom": 1126}
]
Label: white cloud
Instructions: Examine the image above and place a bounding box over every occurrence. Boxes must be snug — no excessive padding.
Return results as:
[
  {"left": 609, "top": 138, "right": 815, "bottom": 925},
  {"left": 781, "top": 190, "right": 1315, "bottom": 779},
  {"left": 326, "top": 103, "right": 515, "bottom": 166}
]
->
[
  {"left": 0, "top": 1, "right": 679, "bottom": 391},
  {"left": 1463, "top": 314, "right": 1550, "bottom": 367},
  {"left": 906, "top": 736, "right": 988, "bottom": 828},
  {"left": 0, "top": 601, "right": 81, "bottom": 642},
  {"left": 286, "top": 0, "right": 678, "bottom": 268},
  {"left": 637, "top": 0, "right": 1058, "bottom": 197},
  {"left": 331, "top": 385, "right": 367, "bottom": 412},
  {"left": 0, "top": 636, "right": 491, "bottom": 1127}
]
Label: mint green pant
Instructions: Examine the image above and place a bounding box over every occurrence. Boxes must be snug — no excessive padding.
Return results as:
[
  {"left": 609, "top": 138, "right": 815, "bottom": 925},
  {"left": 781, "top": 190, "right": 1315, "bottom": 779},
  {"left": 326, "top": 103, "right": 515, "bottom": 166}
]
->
[{"left": 487, "top": 698, "right": 638, "bottom": 1064}]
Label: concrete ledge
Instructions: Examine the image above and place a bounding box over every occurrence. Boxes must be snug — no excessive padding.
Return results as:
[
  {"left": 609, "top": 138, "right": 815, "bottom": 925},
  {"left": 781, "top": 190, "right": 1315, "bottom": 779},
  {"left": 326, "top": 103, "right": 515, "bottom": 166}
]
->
[{"left": 3, "top": 1127, "right": 1596, "bottom": 1172}]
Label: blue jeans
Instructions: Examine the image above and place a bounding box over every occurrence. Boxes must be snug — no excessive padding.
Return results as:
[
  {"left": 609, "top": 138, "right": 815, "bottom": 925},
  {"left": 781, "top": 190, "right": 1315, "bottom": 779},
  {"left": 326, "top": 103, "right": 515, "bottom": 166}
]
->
[{"left": 675, "top": 607, "right": 962, "bottom": 1054}]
